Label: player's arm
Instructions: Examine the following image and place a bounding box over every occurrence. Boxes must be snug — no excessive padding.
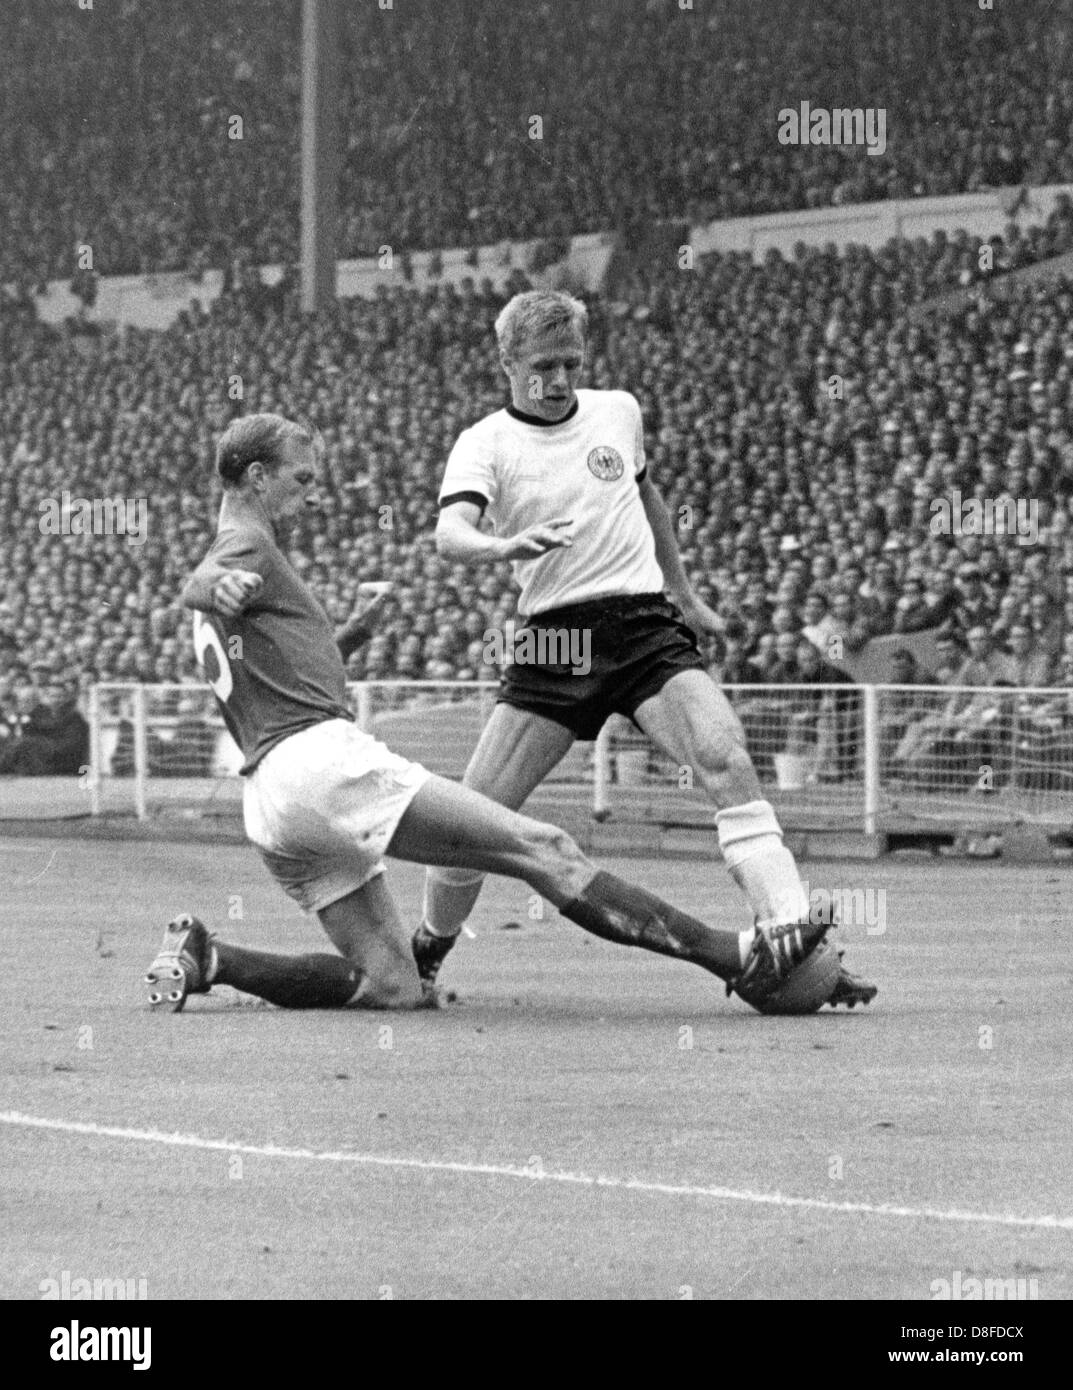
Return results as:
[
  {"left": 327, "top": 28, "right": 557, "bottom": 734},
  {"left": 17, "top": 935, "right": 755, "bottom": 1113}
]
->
[
  {"left": 435, "top": 500, "right": 574, "bottom": 563},
  {"left": 336, "top": 583, "right": 392, "bottom": 661},
  {"left": 181, "top": 536, "right": 264, "bottom": 618},
  {"left": 637, "top": 474, "right": 723, "bottom": 636}
]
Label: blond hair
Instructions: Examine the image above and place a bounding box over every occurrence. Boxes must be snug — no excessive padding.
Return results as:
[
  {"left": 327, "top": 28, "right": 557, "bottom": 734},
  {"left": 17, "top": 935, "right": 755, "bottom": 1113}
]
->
[{"left": 494, "top": 290, "right": 588, "bottom": 360}]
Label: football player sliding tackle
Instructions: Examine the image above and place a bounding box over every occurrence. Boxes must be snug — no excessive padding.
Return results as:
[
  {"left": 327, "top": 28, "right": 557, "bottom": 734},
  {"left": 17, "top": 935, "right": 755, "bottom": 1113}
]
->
[
  {"left": 146, "top": 412, "right": 837, "bottom": 1013},
  {"left": 418, "top": 289, "right": 876, "bottom": 1010}
]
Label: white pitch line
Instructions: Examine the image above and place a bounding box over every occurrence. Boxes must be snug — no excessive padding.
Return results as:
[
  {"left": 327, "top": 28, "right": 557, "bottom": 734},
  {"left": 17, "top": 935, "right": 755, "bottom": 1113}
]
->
[{"left": 2, "top": 1109, "right": 1071, "bottom": 1233}]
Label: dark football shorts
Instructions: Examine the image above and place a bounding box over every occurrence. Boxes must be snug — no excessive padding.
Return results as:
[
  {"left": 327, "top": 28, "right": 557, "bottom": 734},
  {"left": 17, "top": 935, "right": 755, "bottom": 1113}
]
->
[{"left": 498, "top": 592, "right": 706, "bottom": 741}]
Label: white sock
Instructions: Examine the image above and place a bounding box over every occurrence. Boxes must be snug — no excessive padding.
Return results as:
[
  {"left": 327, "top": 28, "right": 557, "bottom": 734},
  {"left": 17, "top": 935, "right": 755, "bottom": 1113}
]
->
[
  {"left": 716, "top": 800, "right": 809, "bottom": 929},
  {"left": 423, "top": 869, "right": 483, "bottom": 939},
  {"left": 421, "top": 915, "right": 461, "bottom": 941},
  {"left": 737, "top": 928, "right": 757, "bottom": 968}
]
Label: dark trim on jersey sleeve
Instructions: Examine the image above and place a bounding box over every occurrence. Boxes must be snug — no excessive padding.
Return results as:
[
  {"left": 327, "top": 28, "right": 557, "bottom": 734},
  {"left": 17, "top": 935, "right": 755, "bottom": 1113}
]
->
[
  {"left": 438, "top": 490, "right": 489, "bottom": 514},
  {"left": 506, "top": 399, "right": 580, "bottom": 428},
  {"left": 636, "top": 465, "right": 648, "bottom": 484}
]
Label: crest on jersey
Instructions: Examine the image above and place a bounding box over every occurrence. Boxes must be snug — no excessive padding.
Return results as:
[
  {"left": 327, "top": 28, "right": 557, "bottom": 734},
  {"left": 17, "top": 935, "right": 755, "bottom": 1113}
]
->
[{"left": 587, "top": 446, "right": 625, "bottom": 481}]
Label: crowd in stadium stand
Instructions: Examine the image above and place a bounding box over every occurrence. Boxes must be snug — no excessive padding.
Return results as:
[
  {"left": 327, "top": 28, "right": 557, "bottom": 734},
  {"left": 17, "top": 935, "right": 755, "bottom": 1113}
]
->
[
  {"left": 6, "top": 3, "right": 1073, "bottom": 780},
  {"left": 5, "top": 0, "right": 1073, "bottom": 284},
  {"left": 5, "top": 211, "right": 1073, "bottom": 742}
]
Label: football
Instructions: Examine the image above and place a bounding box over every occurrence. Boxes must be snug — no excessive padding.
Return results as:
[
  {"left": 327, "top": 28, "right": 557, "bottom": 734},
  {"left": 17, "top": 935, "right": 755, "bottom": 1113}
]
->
[{"left": 744, "top": 937, "right": 842, "bottom": 1015}]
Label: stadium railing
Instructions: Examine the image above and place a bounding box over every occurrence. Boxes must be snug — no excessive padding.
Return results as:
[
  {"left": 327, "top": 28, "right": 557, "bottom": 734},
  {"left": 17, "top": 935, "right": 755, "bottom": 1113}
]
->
[{"left": 78, "top": 682, "right": 1073, "bottom": 833}]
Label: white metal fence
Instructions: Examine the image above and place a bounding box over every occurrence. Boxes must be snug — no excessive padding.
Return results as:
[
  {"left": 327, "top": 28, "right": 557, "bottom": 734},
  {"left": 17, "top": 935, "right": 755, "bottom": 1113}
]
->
[
  {"left": 71, "top": 681, "right": 1073, "bottom": 832},
  {"left": 598, "top": 682, "right": 1073, "bottom": 832}
]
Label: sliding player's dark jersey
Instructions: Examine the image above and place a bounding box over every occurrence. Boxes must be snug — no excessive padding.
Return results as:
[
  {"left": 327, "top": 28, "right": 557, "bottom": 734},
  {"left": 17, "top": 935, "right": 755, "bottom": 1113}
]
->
[{"left": 182, "top": 514, "right": 352, "bottom": 774}]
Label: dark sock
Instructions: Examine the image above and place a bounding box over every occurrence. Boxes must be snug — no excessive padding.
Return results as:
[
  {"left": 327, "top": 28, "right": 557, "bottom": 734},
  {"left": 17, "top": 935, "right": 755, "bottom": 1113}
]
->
[
  {"left": 559, "top": 870, "right": 740, "bottom": 979},
  {"left": 215, "top": 943, "right": 360, "bottom": 1009}
]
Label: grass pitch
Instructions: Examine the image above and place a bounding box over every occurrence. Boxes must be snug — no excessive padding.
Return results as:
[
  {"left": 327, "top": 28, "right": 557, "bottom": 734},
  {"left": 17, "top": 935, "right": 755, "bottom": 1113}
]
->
[{"left": 1, "top": 836, "right": 1071, "bottom": 1299}]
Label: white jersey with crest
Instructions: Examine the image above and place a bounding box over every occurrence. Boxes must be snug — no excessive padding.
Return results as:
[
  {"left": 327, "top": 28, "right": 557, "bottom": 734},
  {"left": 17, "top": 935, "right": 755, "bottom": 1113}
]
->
[{"left": 439, "top": 388, "right": 665, "bottom": 616}]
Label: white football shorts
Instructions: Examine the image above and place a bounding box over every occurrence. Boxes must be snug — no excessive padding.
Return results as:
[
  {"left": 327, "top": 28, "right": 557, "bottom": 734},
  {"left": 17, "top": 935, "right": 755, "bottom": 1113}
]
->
[{"left": 243, "top": 718, "right": 430, "bottom": 912}]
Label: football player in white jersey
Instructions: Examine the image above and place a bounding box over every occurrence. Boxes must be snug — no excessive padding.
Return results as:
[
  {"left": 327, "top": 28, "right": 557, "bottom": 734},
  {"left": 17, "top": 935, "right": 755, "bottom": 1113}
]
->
[{"left": 416, "top": 290, "right": 876, "bottom": 1010}]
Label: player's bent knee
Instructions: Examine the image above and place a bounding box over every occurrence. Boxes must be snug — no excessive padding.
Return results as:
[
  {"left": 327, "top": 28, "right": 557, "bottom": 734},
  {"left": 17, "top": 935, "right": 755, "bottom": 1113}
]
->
[{"left": 357, "top": 969, "right": 425, "bottom": 1010}]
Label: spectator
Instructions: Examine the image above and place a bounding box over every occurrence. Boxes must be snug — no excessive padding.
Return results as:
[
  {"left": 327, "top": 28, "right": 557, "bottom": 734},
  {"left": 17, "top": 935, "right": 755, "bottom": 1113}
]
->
[
  {"left": 769, "top": 632, "right": 802, "bottom": 685},
  {"left": 791, "top": 636, "right": 860, "bottom": 782},
  {"left": 800, "top": 592, "right": 838, "bottom": 658},
  {"left": 711, "top": 631, "right": 764, "bottom": 686},
  {"left": 1026, "top": 590, "right": 1062, "bottom": 661},
  {"left": 0, "top": 671, "right": 26, "bottom": 750},
  {"left": 880, "top": 648, "right": 928, "bottom": 771},
  {"left": 949, "top": 564, "right": 992, "bottom": 641},
  {"left": 931, "top": 634, "right": 966, "bottom": 685},
  {"left": 6, "top": 212, "right": 1073, "bottom": 689},
  {"left": 1001, "top": 623, "right": 1053, "bottom": 687},
  {"left": 889, "top": 648, "right": 965, "bottom": 785},
  {"left": 9, "top": 1, "right": 1073, "bottom": 282},
  {"left": 953, "top": 626, "right": 1008, "bottom": 688},
  {"left": 0, "top": 671, "right": 88, "bottom": 776},
  {"left": 892, "top": 576, "right": 931, "bottom": 633},
  {"left": 936, "top": 626, "right": 1014, "bottom": 785}
]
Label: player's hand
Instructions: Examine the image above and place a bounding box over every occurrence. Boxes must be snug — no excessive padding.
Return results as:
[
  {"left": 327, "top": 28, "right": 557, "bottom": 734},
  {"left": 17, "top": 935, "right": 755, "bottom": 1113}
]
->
[
  {"left": 502, "top": 518, "right": 574, "bottom": 560},
  {"left": 355, "top": 580, "right": 393, "bottom": 624},
  {"left": 212, "top": 570, "right": 263, "bottom": 618},
  {"left": 355, "top": 578, "right": 394, "bottom": 617},
  {"left": 677, "top": 594, "right": 724, "bottom": 637}
]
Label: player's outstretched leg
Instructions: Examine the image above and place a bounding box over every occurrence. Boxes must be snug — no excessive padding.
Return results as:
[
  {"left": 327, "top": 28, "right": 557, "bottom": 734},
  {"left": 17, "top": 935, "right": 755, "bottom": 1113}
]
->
[
  {"left": 635, "top": 672, "right": 816, "bottom": 925},
  {"left": 633, "top": 673, "right": 878, "bottom": 1006},
  {"left": 391, "top": 775, "right": 831, "bottom": 997},
  {"left": 419, "top": 704, "right": 575, "bottom": 986},
  {"left": 146, "top": 913, "right": 362, "bottom": 1011},
  {"left": 146, "top": 873, "right": 426, "bottom": 1012},
  {"left": 564, "top": 871, "right": 835, "bottom": 1002}
]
